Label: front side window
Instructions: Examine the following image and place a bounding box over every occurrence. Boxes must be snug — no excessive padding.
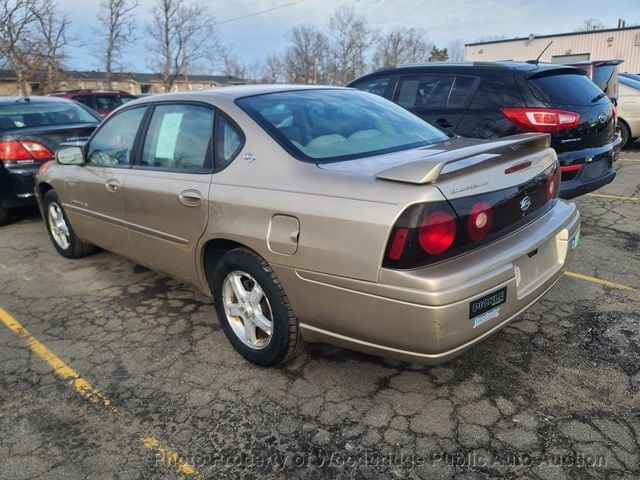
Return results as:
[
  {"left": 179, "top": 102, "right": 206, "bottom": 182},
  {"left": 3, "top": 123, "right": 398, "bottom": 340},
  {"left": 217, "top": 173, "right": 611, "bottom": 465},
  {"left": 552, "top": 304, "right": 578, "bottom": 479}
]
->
[
  {"left": 86, "top": 107, "right": 146, "bottom": 166},
  {"left": 237, "top": 89, "right": 448, "bottom": 162},
  {"left": 141, "top": 104, "right": 214, "bottom": 170},
  {"left": 395, "top": 75, "right": 455, "bottom": 109}
]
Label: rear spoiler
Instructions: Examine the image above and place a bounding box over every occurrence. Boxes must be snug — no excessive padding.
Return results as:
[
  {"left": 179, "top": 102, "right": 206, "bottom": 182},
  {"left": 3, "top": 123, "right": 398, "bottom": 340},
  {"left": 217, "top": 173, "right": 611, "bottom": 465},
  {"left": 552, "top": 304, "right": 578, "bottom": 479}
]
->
[{"left": 375, "top": 133, "right": 550, "bottom": 185}]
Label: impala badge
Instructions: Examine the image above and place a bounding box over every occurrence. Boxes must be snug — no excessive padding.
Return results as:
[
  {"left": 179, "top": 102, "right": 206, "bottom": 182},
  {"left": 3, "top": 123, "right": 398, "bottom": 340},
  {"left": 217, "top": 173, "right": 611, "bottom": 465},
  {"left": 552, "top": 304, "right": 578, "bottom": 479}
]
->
[{"left": 520, "top": 196, "right": 531, "bottom": 212}]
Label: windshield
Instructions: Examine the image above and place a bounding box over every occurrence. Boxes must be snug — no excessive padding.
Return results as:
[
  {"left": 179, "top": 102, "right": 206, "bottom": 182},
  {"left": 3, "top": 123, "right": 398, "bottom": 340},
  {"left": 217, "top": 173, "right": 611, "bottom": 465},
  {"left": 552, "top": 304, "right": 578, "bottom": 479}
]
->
[
  {"left": 0, "top": 101, "right": 99, "bottom": 131},
  {"left": 236, "top": 89, "right": 448, "bottom": 162}
]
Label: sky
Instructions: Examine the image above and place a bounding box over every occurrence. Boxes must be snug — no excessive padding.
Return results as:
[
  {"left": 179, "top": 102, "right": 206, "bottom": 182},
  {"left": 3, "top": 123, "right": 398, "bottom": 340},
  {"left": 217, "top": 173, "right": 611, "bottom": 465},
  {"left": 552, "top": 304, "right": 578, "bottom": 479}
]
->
[{"left": 62, "top": 0, "right": 639, "bottom": 73}]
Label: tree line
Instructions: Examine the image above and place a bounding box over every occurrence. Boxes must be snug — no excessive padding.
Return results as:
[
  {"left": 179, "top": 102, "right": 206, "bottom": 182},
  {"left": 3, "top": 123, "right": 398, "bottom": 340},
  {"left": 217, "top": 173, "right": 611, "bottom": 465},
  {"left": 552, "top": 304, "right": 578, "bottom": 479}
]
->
[{"left": 0, "top": 0, "right": 466, "bottom": 94}]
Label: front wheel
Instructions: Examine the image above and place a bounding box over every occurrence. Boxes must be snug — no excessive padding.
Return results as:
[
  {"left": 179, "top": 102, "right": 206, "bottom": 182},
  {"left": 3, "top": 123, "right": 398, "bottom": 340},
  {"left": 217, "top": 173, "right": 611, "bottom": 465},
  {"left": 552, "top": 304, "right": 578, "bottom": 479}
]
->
[
  {"left": 619, "top": 121, "right": 630, "bottom": 149},
  {"left": 210, "top": 248, "right": 304, "bottom": 366},
  {"left": 43, "top": 190, "right": 95, "bottom": 258}
]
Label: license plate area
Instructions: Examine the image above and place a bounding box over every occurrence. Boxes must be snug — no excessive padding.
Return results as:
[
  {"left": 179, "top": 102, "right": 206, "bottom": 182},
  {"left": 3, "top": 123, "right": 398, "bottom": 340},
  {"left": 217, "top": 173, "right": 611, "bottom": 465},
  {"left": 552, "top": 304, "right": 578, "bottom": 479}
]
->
[{"left": 514, "top": 238, "right": 558, "bottom": 299}]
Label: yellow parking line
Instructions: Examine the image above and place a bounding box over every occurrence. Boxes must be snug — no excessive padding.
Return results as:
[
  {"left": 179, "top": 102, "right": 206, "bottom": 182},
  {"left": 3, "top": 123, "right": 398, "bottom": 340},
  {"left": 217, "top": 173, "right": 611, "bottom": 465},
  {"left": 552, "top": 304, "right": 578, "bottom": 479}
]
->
[
  {"left": 619, "top": 158, "right": 640, "bottom": 162},
  {"left": 586, "top": 193, "right": 638, "bottom": 201},
  {"left": 0, "top": 307, "right": 203, "bottom": 479},
  {"left": 564, "top": 271, "right": 635, "bottom": 291}
]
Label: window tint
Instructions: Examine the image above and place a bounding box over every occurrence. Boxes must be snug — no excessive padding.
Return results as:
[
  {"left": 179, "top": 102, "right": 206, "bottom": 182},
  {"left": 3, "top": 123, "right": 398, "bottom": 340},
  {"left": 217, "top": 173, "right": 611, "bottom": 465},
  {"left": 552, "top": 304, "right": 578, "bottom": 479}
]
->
[
  {"left": 95, "top": 95, "right": 135, "bottom": 111},
  {"left": 237, "top": 89, "right": 448, "bottom": 163},
  {"left": 0, "top": 101, "right": 99, "bottom": 131},
  {"left": 395, "top": 75, "right": 454, "bottom": 109},
  {"left": 73, "top": 96, "right": 94, "bottom": 108},
  {"left": 141, "top": 104, "right": 213, "bottom": 170},
  {"left": 86, "top": 107, "right": 146, "bottom": 166},
  {"left": 215, "top": 115, "right": 243, "bottom": 169},
  {"left": 351, "top": 77, "right": 391, "bottom": 97},
  {"left": 528, "top": 73, "right": 606, "bottom": 106},
  {"left": 448, "top": 76, "right": 477, "bottom": 108}
]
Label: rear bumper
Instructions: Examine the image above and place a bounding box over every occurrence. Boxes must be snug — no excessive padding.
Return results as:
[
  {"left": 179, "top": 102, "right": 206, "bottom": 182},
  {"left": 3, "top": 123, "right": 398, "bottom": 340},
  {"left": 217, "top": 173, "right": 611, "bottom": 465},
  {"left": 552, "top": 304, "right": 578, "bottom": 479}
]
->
[
  {"left": 275, "top": 200, "right": 580, "bottom": 365},
  {"left": 0, "top": 166, "right": 38, "bottom": 209},
  {"left": 557, "top": 143, "right": 616, "bottom": 199}
]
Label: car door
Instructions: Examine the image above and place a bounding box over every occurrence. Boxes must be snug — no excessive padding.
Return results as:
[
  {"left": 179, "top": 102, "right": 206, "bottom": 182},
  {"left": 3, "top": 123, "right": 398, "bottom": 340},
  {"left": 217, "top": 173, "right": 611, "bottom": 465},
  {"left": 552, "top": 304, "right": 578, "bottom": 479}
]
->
[
  {"left": 63, "top": 106, "right": 147, "bottom": 258},
  {"left": 393, "top": 74, "right": 478, "bottom": 134},
  {"left": 122, "top": 102, "right": 216, "bottom": 284}
]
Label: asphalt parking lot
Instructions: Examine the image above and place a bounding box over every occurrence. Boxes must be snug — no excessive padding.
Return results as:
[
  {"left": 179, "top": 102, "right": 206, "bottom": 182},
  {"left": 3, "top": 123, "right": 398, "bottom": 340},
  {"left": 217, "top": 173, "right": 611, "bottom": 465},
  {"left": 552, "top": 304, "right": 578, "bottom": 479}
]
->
[{"left": 0, "top": 150, "right": 638, "bottom": 480}]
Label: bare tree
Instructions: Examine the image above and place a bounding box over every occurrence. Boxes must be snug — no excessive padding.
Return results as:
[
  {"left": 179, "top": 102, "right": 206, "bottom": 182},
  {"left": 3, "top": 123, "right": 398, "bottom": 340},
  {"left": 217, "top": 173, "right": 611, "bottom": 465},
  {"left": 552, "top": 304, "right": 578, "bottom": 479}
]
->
[
  {"left": 97, "top": 0, "right": 138, "bottom": 83},
  {"left": 372, "top": 27, "right": 430, "bottom": 69},
  {"left": 326, "top": 6, "right": 371, "bottom": 84},
  {"left": 146, "top": 0, "right": 217, "bottom": 91},
  {"left": 447, "top": 39, "right": 465, "bottom": 62},
  {"left": 0, "top": 0, "right": 39, "bottom": 94},
  {"left": 577, "top": 18, "right": 606, "bottom": 31},
  {"left": 32, "top": 0, "right": 70, "bottom": 91},
  {"left": 260, "top": 53, "right": 284, "bottom": 84},
  {"left": 282, "top": 24, "right": 330, "bottom": 84},
  {"left": 219, "top": 47, "right": 247, "bottom": 80}
]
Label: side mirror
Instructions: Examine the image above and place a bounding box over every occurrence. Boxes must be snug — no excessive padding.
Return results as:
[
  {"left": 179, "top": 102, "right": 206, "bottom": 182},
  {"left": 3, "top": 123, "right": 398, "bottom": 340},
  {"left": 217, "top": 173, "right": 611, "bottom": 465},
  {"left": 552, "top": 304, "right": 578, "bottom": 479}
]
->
[{"left": 56, "top": 147, "right": 84, "bottom": 165}]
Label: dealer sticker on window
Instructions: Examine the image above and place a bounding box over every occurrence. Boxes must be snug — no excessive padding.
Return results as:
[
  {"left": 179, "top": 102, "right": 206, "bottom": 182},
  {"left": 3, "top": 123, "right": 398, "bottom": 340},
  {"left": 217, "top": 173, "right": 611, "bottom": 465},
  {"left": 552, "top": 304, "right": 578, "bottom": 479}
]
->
[{"left": 469, "top": 286, "right": 507, "bottom": 322}]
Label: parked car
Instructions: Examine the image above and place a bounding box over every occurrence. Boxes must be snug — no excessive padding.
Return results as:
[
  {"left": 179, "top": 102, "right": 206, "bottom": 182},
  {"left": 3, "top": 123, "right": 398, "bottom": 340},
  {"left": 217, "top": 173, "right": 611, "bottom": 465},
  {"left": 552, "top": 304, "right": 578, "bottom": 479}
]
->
[
  {"left": 617, "top": 75, "right": 640, "bottom": 148},
  {"left": 36, "top": 86, "right": 580, "bottom": 366},
  {"left": 620, "top": 72, "right": 640, "bottom": 83},
  {"left": 566, "top": 59, "right": 623, "bottom": 105},
  {"left": 49, "top": 89, "right": 136, "bottom": 117},
  {"left": 347, "top": 62, "right": 620, "bottom": 199},
  {"left": 0, "top": 96, "right": 101, "bottom": 225}
]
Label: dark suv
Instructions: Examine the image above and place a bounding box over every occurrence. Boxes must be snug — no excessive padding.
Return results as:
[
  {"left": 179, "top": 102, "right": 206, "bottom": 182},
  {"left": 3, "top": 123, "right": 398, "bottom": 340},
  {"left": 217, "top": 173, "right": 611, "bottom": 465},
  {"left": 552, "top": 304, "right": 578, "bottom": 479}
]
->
[
  {"left": 49, "top": 89, "right": 136, "bottom": 117},
  {"left": 347, "top": 62, "right": 620, "bottom": 199}
]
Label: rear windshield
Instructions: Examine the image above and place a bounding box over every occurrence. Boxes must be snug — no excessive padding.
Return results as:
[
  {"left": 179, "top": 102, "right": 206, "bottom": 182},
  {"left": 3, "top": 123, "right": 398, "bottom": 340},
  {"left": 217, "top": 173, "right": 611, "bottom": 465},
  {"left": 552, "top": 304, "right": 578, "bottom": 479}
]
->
[
  {"left": 236, "top": 89, "right": 448, "bottom": 163},
  {"left": 528, "top": 73, "right": 607, "bottom": 106},
  {"left": 0, "top": 101, "right": 99, "bottom": 131}
]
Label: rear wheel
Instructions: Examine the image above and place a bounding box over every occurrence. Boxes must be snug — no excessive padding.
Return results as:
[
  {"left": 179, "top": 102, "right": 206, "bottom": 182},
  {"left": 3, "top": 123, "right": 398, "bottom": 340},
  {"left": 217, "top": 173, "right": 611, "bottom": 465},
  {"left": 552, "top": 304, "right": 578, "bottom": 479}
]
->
[
  {"left": 210, "top": 248, "right": 304, "bottom": 366},
  {"left": 619, "top": 121, "right": 630, "bottom": 149},
  {"left": 43, "top": 190, "right": 95, "bottom": 258},
  {"left": 0, "top": 206, "right": 9, "bottom": 226}
]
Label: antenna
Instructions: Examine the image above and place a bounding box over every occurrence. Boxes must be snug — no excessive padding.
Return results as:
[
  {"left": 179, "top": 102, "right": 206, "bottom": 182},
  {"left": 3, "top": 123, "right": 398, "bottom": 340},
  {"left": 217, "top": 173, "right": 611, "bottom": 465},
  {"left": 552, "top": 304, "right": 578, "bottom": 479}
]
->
[{"left": 533, "top": 41, "right": 553, "bottom": 65}]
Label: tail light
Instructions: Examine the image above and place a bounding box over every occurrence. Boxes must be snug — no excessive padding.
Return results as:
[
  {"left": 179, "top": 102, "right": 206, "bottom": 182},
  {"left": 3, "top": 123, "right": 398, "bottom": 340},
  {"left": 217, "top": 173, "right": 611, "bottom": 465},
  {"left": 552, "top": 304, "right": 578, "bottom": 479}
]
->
[
  {"left": 467, "top": 201, "right": 493, "bottom": 241},
  {"left": 546, "top": 162, "right": 561, "bottom": 200},
  {"left": 0, "top": 140, "right": 54, "bottom": 165},
  {"left": 418, "top": 211, "right": 457, "bottom": 254},
  {"left": 501, "top": 107, "right": 580, "bottom": 133}
]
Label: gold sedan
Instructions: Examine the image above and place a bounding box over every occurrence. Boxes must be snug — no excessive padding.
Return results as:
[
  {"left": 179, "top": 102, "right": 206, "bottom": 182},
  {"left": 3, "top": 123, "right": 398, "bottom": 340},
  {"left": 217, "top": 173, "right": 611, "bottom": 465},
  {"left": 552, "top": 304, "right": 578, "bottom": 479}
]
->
[{"left": 36, "top": 86, "right": 580, "bottom": 366}]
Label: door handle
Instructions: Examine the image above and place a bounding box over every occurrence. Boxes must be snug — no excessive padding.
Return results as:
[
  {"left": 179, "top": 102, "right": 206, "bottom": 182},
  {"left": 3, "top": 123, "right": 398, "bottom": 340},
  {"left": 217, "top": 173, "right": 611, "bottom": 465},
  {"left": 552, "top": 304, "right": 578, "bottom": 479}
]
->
[
  {"left": 435, "top": 118, "right": 454, "bottom": 128},
  {"left": 179, "top": 189, "right": 203, "bottom": 206},
  {"left": 105, "top": 179, "right": 120, "bottom": 192}
]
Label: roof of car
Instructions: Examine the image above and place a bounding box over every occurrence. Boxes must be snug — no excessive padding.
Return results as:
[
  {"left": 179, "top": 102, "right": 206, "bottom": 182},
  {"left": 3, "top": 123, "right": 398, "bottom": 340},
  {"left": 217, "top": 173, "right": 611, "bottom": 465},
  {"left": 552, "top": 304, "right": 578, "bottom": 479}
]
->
[
  {"left": 372, "top": 61, "right": 580, "bottom": 73},
  {"left": 0, "top": 95, "right": 79, "bottom": 106}
]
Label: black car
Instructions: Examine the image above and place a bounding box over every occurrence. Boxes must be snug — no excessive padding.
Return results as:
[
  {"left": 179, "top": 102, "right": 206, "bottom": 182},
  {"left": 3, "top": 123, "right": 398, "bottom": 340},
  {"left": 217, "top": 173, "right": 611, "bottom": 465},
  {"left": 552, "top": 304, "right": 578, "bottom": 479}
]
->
[
  {"left": 347, "top": 62, "right": 620, "bottom": 199},
  {"left": 0, "top": 96, "right": 100, "bottom": 225}
]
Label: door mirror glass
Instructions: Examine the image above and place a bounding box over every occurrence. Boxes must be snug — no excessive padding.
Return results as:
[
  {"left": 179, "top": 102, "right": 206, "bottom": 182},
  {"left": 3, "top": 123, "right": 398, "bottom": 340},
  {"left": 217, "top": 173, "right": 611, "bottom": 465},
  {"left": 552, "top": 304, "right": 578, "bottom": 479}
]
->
[{"left": 56, "top": 146, "right": 84, "bottom": 165}]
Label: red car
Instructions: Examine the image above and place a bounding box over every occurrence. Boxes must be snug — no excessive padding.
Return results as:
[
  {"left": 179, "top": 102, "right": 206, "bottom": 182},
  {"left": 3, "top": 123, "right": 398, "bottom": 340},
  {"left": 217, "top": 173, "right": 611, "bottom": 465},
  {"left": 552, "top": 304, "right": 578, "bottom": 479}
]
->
[{"left": 49, "top": 89, "right": 136, "bottom": 117}]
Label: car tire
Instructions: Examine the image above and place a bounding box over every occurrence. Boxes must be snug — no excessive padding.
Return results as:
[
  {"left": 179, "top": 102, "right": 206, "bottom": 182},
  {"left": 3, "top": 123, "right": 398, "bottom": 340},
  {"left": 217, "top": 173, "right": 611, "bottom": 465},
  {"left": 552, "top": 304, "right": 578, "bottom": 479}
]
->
[
  {"left": 0, "top": 206, "right": 9, "bottom": 226},
  {"left": 619, "top": 121, "right": 630, "bottom": 149},
  {"left": 210, "top": 248, "right": 304, "bottom": 366},
  {"left": 43, "top": 190, "right": 95, "bottom": 258}
]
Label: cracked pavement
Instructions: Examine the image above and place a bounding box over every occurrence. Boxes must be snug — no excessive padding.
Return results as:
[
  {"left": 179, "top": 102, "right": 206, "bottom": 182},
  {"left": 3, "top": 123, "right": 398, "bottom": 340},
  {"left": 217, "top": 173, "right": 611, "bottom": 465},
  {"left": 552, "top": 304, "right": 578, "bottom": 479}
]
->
[{"left": 0, "top": 149, "right": 639, "bottom": 480}]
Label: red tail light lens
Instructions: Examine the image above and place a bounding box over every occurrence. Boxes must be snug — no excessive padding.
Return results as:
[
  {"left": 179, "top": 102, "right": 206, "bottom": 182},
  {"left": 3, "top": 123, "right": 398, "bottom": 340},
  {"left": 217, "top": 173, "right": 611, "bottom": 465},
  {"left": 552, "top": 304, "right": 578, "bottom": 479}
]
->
[
  {"left": 388, "top": 227, "right": 409, "bottom": 260},
  {"left": 467, "top": 201, "right": 493, "bottom": 241},
  {"left": 418, "top": 211, "right": 457, "bottom": 255},
  {"left": 546, "top": 163, "right": 561, "bottom": 200},
  {"left": 0, "top": 140, "right": 53, "bottom": 164},
  {"left": 501, "top": 107, "right": 580, "bottom": 133}
]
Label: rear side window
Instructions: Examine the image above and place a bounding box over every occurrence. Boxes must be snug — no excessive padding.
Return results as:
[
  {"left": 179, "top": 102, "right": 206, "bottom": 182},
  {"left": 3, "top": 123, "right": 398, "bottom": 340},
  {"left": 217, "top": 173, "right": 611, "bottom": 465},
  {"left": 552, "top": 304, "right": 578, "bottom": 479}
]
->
[
  {"left": 447, "top": 76, "right": 477, "bottom": 108},
  {"left": 395, "top": 75, "right": 454, "bottom": 109},
  {"left": 73, "top": 96, "right": 94, "bottom": 108},
  {"left": 86, "top": 106, "right": 146, "bottom": 166},
  {"left": 351, "top": 77, "right": 391, "bottom": 97},
  {"left": 215, "top": 115, "right": 244, "bottom": 169},
  {"left": 141, "top": 104, "right": 214, "bottom": 171},
  {"left": 528, "top": 73, "right": 607, "bottom": 106},
  {"left": 95, "top": 95, "right": 133, "bottom": 111}
]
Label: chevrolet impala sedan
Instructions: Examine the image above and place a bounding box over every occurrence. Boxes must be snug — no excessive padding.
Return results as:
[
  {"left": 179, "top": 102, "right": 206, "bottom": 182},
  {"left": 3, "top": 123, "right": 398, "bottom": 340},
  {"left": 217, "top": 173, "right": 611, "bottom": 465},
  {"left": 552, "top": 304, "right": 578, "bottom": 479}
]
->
[{"left": 36, "top": 86, "right": 580, "bottom": 366}]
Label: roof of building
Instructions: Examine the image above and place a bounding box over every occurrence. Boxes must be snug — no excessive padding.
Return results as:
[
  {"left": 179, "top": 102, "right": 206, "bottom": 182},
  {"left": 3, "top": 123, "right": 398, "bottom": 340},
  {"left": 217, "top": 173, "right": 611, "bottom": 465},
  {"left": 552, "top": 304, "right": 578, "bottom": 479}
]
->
[
  {"left": 0, "top": 69, "right": 245, "bottom": 84},
  {"left": 465, "top": 25, "right": 640, "bottom": 47}
]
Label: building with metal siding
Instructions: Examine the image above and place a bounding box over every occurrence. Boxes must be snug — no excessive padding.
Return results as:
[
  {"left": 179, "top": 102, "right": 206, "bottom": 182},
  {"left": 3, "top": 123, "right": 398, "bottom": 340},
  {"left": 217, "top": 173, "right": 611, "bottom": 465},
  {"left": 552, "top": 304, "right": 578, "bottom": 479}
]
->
[{"left": 465, "top": 27, "right": 640, "bottom": 73}]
